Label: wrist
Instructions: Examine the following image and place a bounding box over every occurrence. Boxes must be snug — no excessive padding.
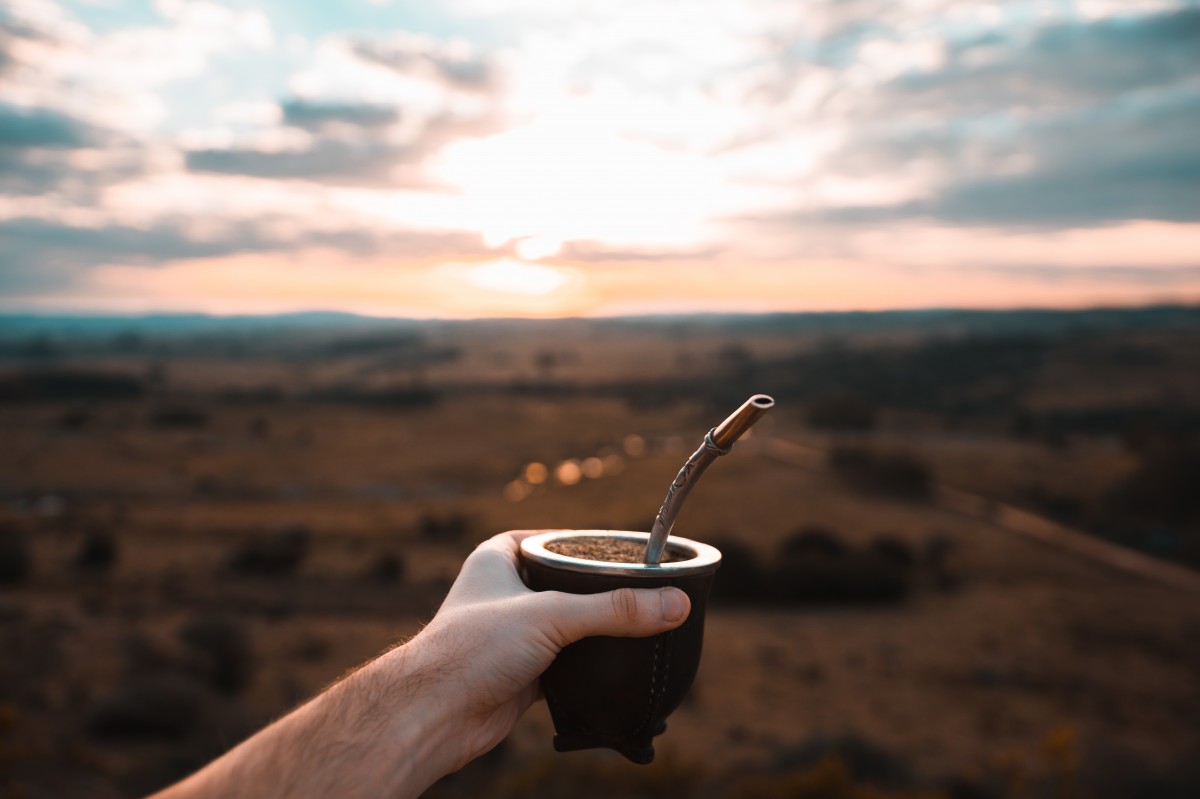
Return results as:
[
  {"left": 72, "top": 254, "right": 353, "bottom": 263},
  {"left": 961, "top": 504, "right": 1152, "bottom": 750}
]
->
[{"left": 347, "top": 640, "right": 466, "bottom": 796}]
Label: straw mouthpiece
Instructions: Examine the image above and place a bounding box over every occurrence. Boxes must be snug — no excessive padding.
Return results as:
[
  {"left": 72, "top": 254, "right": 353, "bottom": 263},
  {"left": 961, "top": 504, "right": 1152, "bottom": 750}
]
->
[{"left": 711, "top": 393, "right": 775, "bottom": 451}]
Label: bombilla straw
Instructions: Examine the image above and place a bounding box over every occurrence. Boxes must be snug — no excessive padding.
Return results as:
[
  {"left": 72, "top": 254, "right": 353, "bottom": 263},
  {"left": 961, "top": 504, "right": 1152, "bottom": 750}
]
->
[{"left": 643, "top": 394, "right": 775, "bottom": 565}]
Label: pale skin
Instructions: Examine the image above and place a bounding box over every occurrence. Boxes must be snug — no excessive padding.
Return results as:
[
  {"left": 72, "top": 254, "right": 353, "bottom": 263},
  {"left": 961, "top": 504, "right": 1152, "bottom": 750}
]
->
[{"left": 152, "top": 530, "right": 692, "bottom": 799}]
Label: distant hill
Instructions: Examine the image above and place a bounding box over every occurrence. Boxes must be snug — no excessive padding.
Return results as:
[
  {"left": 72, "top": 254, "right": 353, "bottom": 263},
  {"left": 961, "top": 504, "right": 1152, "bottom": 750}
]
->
[{"left": 1, "top": 304, "right": 1197, "bottom": 339}]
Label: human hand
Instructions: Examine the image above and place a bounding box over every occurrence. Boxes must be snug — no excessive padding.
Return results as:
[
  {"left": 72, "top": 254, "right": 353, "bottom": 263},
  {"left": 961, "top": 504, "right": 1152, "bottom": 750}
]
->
[{"left": 407, "top": 530, "right": 692, "bottom": 774}]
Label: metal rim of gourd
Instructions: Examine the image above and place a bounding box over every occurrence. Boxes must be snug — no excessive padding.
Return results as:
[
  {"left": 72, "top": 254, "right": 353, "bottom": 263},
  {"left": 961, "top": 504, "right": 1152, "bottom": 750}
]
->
[{"left": 520, "top": 530, "right": 722, "bottom": 577}]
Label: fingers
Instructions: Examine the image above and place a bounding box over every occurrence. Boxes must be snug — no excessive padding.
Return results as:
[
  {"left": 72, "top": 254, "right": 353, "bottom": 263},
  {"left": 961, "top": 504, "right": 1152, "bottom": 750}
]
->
[
  {"left": 449, "top": 531, "right": 566, "bottom": 604},
  {"left": 534, "top": 587, "right": 691, "bottom": 646},
  {"left": 477, "top": 529, "right": 564, "bottom": 555}
]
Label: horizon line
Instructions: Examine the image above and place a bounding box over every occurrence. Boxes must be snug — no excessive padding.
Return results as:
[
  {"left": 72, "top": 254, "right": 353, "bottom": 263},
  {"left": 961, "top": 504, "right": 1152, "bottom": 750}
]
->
[{"left": 2, "top": 300, "right": 1199, "bottom": 325}]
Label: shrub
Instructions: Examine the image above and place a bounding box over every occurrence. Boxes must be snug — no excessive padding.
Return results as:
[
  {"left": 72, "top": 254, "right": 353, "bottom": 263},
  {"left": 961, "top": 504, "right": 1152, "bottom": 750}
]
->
[
  {"left": 1098, "top": 443, "right": 1200, "bottom": 565},
  {"left": 829, "top": 447, "right": 933, "bottom": 501},
  {"left": 179, "top": 616, "right": 253, "bottom": 693},
  {"left": 707, "top": 537, "right": 768, "bottom": 604},
  {"left": 58, "top": 408, "right": 92, "bottom": 430},
  {"left": 418, "top": 513, "right": 471, "bottom": 543},
  {"left": 367, "top": 553, "right": 406, "bottom": 584},
  {"left": 712, "top": 530, "right": 910, "bottom": 607},
  {"left": 0, "top": 524, "right": 30, "bottom": 585},
  {"left": 774, "top": 529, "right": 909, "bottom": 605},
  {"left": 227, "top": 524, "right": 310, "bottom": 576},
  {"left": 807, "top": 394, "right": 877, "bottom": 432},
  {"left": 150, "top": 406, "right": 210, "bottom": 430},
  {"left": 780, "top": 526, "right": 847, "bottom": 559},
  {"left": 1105, "top": 443, "right": 1200, "bottom": 525},
  {"left": 868, "top": 536, "right": 915, "bottom": 569},
  {"left": 0, "top": 370, "right": 145, "bottom": 402},
  {"left": 83, "top": 675, "right": 209, "bottom": 740},
  {"left": 77, "top": 530, "right": 118, "bottom": 573}
]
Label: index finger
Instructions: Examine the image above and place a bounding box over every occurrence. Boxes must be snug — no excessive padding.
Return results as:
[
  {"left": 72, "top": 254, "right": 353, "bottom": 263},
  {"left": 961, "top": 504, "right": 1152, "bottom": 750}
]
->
[
  {"left": 450, "top": 530, "right": 565, "bottom": 601},
  {"left": 475, "top": 529, "right": 564, "bottom": 559}
]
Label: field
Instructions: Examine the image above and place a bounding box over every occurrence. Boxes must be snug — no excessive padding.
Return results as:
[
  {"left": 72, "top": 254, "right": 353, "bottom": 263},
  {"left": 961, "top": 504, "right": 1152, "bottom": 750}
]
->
[{"left": 1, "top": 308, "right": 1199, "bottom": 798}]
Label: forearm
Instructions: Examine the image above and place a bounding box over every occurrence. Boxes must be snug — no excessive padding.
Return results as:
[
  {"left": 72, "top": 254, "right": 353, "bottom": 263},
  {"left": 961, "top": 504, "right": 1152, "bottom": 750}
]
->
[{"left": 152, "top": 643, "right": 462, "bottom": 799}]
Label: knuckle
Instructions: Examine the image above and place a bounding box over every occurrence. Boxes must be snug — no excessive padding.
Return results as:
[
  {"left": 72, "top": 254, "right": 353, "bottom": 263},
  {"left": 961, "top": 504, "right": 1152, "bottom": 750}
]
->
[{"left": 610, "top": 588, "right": 640, "bottom": 625}]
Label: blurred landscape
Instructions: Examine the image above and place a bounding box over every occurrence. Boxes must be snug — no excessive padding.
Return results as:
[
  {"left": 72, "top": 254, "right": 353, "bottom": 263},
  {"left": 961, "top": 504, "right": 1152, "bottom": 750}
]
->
[{"left": 1, "top": 306, "right": 1199, "bottom": 798}]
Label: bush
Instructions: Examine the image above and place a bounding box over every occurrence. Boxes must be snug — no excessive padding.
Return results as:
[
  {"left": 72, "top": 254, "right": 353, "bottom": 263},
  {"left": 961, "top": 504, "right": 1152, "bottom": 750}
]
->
[
  {"left": 227, "top": 524, "right": 310, "bottom": 576},
  {"left": 807, "top": 394, "right": 877, "bottom": 432},
  {"left": 0, "top": 370, "right": 145, "bottom": 402},
  {"left": 710, "top": 530, "right": 910, "bottom": 607},
  {"left": 58, "top": 408, "right": 92, "bottom": 430},
  {"left": 418, "top": 513, "right": 471, "bottom": 543},
  {"left": 179, "top": 616, "right": 253, "bottom": 693},
  {"left": 77, "top": 530, "right": 118, "bottom": 573},
  {"left": 708, "top": 537, "right": 768, "bottom": 604},
  {"left": 774, "top": 528, "right": 909, "bottom": 605},
  {"left": 829, "top": 447, "right": 933, "bottom": 501},
  {"left": 780, "top": 526, "right": 847, "bottom": 559},
  {"left": 868, "top": 536, "right": 915, "bottom": 569},
  {"left": 83, "top": 675, "right": 210, "bottom": 740},
  {"left": 1096, "top": 443, "right": 1200, "bottom": 565},
  {"left": 0, "top": 524, "right": 30, "bottom": 585},
  {"left": 1105, "top": 443, "right": 1200, "bottom": 525},
  {"left": 773, "top": 553, "right": 908, "bottom": 605},
  {"left": 150, "top": 406, "right": 210, "bottom": 430},
  {"left": 367, "top": 553, "right": 406, "bottom": 584}
]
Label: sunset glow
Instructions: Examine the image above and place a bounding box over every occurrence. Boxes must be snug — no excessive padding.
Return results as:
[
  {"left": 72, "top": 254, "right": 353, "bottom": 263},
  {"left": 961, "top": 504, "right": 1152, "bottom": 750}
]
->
[{"left": 1, "top": 0, "right": 1198, "bottom": 316}]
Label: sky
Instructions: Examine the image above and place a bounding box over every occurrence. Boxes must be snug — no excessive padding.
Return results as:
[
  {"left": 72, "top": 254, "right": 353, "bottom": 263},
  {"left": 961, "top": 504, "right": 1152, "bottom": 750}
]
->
[{"left": 0, "top": 0, "right": 1198, "bottom": 318}]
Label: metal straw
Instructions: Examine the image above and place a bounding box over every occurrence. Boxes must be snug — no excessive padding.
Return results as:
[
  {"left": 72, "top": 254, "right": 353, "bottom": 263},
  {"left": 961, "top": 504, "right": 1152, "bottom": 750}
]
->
[{"left": 643, "top": 394, "right": 775, "bottom": 565}]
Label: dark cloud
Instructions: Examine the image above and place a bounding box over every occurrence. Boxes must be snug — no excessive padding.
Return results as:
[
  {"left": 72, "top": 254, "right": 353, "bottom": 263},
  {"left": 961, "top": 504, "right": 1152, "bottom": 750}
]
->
[
  {"left": 0, "top": 216, "right": 493, "bottom": 292},
  {"left": 756, "top": 7, "right": 1200, "bottom": 229},
  {"left": 187, "top": 109, "right": 501, "bottom": 186},
  {"left": 890, "top": 8, "right": 1200, "bottom": 110},
  {"left": 185, "top": 139, "right": 422, "bottom": 185},
  {"left": 0, "top": 102, "right": 97, "bottom": 148},
  {"left": 812, "top": 88, "right": 1200, "bottom": 228},
  {"left": 186, "top": 31, "right": 507, "bottom": 186},
  {"left": 280, "top": 99, "right": 400, "bottom": 131},
  {"left": 0, "top": 103, "right": 140, "bottom": 197},
  {"left": 351, "top": 38, "right": 494, "bottom": 91}
]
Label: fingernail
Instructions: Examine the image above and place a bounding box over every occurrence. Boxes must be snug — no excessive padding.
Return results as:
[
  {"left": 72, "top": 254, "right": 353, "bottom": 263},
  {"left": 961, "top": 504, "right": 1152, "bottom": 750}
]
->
[{"left": 660, "top": 588, "right": 687, "bottom": 622}]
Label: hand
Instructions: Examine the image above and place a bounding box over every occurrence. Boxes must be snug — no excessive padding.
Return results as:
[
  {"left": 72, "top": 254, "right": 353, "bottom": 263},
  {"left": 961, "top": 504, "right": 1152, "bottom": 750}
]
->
[
  {"left": 409, "top": 530, "right": 692, "bottom": 773},
  {"left": 152, "top": 531, "right": 691, "bottom": 799}
]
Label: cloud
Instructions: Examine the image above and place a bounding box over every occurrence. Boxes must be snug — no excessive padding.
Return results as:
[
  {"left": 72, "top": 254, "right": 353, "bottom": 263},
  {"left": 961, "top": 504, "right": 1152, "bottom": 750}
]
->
[
  {"left": 0, "top": 214, "right": 493, "bottom": 292},
  {"left": 0, "top": 101, "right": 144, "bottom": 198},
  {"left": 745, "top": 6, "right": 1200, "bottom": 229},
  {"left": 182, "top": 27, "right": 508, "bottom": 187},
  {"left": 350, "top": 33, "right": 495, "bottom": 91},
  {"left": 280, "top": 98, "right": 401, "bottom": 131},
  {"left": 185, "top": 139, "right": 418, "bottom": 185},
  {"left": 184, "top": 108, "right": 501, "bottom": 186},
  {"left": 0, "top": 102, "right": 97, "bottom": 148},
  {"left": 981, "top": 264, "right": 1200, "bottom": 286},
  {"left": 803, "top": 89, "right": 1200, "bottom": 228},
  {"left": 0, "top": 8, "right": 51, "bottom": 77},
  {"left": 888, "top": 7, "right": 1200, "bottom": 108},
  {"left": 558, "top": 240, "right": 723, "bottom": 264}
]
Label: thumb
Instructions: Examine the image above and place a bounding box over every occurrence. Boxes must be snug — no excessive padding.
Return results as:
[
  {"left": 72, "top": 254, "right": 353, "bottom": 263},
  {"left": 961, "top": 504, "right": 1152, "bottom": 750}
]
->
[{"left": 540, "top": 587, "right": 691, "bottom": 646}]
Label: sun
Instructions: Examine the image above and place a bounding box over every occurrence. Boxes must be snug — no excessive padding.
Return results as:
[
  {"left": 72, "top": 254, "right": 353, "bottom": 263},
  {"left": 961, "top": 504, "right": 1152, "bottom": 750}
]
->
[{"left": 466, "top": 259, "right": 572, "bottom": 296}]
